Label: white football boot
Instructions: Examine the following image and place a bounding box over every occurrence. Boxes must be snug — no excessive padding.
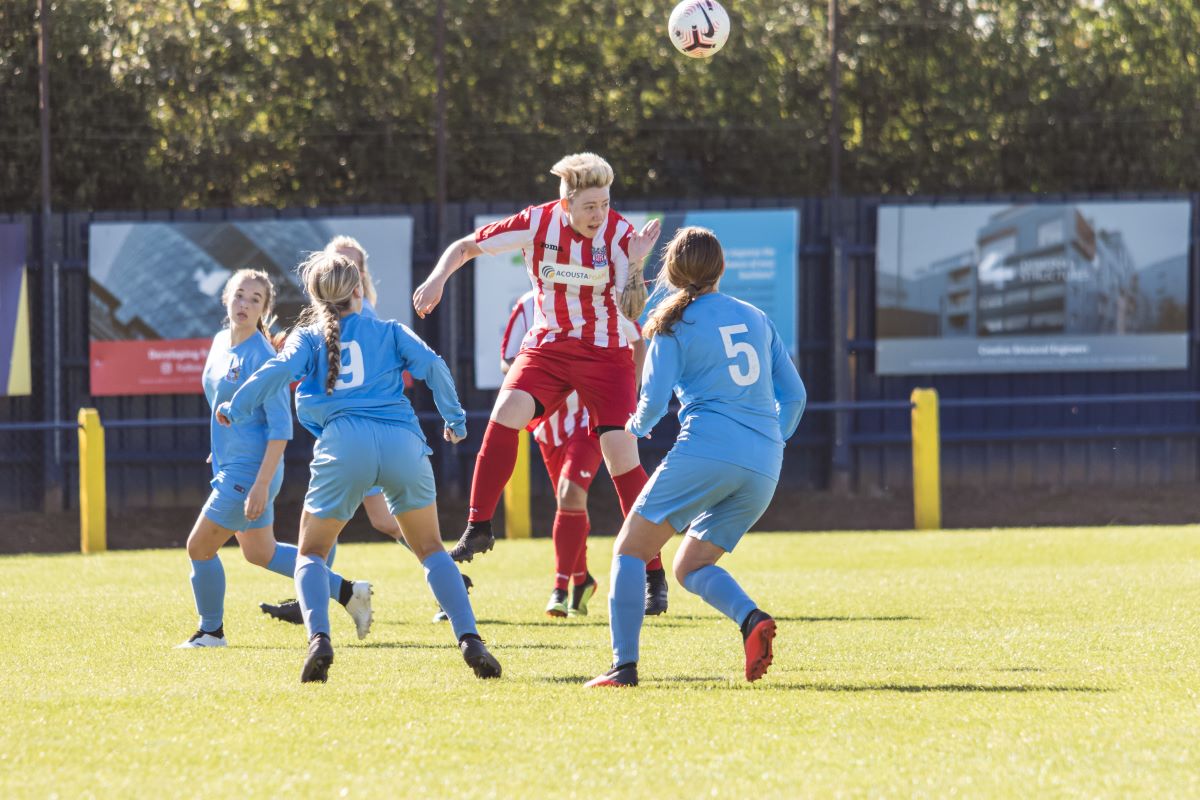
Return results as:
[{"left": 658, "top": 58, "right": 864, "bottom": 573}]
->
[
  {"left": 343, "top": 582, "right": 374, "bottom": 640},
  {"left": 176, "top": 629, "right": 228, "bottom": 649}
]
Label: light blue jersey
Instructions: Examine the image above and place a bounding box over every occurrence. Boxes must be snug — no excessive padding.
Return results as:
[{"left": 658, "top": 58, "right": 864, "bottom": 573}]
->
[
  {"left": 201, "top": 329, "right": 293, "bottom": 483},
  {"left": 630, "top": 292, "right": 806, "bottom": 479},
  {"left": 223, "top": 312, "right": 466, "bottom": 451}
]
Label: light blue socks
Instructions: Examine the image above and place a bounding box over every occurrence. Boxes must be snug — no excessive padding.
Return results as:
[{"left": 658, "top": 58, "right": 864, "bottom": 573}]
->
[
  {"left": 609, "top": 553, "right": 647, "bottom": 666},
  {"left": 267, "top": 542, "right": 343, "bottom": 597},
  {"left": 682, "top": 564, "right": 756, "bottom": 626},
  {"left": 189, "top": 556, "right": 225, "bottom": 632},
  {"left": 422, "top": 551, "right": 477, "bottom": 640},
  {"left": 295, "top": 553, "right": 333, "bottom": 637}
]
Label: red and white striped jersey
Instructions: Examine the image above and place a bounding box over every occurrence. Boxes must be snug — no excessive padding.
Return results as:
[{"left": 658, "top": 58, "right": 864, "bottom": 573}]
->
[
  {"left": 476, "top": 199, "right": 636, "bottom": 349},
  {"left": 500, "top": 290, "right": 642, "bottom": 447}
]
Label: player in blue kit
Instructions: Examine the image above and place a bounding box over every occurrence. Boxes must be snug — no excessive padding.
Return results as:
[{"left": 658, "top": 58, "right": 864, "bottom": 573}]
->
[
  {"left": 257, "top": 236, "right": 474, "bottom": 626},
  {"left": 177, "top": 269, "right": 373, "bottom": 649},
  {"left": 218, "top": 251, "right": 500, "bottom": 683},
  {"left": 586, "top": 227, "right": 807, "bottom": 688}
]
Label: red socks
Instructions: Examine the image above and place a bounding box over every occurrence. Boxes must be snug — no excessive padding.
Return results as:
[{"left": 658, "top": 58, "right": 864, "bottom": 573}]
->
[
  {"left": 552, "top": 510, "right": 589, "bottom": 591},
  {"left": 611, "top": 465, "right": 648, "bottom": 518},
  {"left": 612, "top": 465, "right": 663, "bottom": 572},
  {"left": 467, "top": 421, "right": 521, "bottom": 523}
]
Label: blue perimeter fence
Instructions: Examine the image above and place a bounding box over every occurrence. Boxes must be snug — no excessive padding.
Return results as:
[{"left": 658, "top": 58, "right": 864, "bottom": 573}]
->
[{"left": 2, "top": 194, "right": 1200, "bottom": 512}]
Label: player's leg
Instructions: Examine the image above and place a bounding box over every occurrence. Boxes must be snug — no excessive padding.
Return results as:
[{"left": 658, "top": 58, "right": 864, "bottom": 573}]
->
[
  {"left": 382, "top": 432, "right": 500, "bottom": 679},
  {"left": 242, "top": 524, "right": 362, "bottom": 626},
  {"left": 556, "top": 431, "right": 603, "bottom": 617},
  {"left": 585, "top": 453, "right": 728, "bottom": 687},
  {"left": 674, "top": 469, "right": 779, "bottom": 682},
  {"left": 451, "top": 347, "right": 570, "bottom": 562},
  {"left": 294, "top": 511, "right": 351, "bottom": 683},
  {"left": 584, "top": 511, "right": 676, "bottom": 688},
  {"left": 297, "top": 419, "right": 379, "bottom": 673},
  {"left": 362, "top": 489, "right": 403, "bottom": 540},
  {"left": 597, "top": 428, "right": 669, "bottom": 614},
  {"left": 178, "top": 511, "right": 235, "bottom": 648},
  {"left": 579, "top": 345, "right": 669, "bottom": 612},
  {"left": 540, "top": 441, "right": 574, "bottom": 617}
]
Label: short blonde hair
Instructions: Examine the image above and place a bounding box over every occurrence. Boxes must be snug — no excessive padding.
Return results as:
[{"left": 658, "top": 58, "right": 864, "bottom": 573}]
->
[
  {"left": 550, "top": 152, "right": 614, "bottom": 200},
  {"left": 325, "top": 234, "right": 376, "bottom": 305}
]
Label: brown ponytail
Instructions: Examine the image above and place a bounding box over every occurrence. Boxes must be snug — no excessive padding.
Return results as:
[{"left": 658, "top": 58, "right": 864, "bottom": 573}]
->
[
  {"left": 294, "top": 250, "right": 363, "bottom": 395},
  {"left": 643, "top": 227, "right": 724, "bottom": 339}
]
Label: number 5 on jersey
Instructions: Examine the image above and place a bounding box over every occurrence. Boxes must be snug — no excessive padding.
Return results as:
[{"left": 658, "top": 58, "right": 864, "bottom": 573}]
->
[
  {"left": 719, "top": 324, "right": 761, "bottom": 387},
  {"left": 337, "top": 341, "right": 366, "bottom": 390}
]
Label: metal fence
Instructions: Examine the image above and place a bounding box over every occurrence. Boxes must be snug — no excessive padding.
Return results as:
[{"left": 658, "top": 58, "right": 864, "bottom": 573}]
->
[{"left": 2, "top": 193, "right": 1198, "bottom": 512}]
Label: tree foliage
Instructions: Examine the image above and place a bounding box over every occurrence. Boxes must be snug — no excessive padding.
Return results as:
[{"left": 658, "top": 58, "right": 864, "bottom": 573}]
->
[{"left": 1, "top": 0, "right": 1198, "bottom": 212}]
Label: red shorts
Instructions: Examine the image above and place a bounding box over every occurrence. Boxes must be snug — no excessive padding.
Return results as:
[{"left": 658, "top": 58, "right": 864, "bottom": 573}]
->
[
  {"left": 539, "top": 427, "right": 604, "bottom": 492},
  {"left": 503, "top": 339, "right": 636, "bottom": 431}
]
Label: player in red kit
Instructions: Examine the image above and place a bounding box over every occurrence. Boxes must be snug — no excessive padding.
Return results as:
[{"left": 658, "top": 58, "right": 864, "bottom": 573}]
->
[
  {"left": 500, "top": 289, "right": 649, "bottom": 617},
  {"left": 413, "top": 152, "right": 670, "bottom": 614}
]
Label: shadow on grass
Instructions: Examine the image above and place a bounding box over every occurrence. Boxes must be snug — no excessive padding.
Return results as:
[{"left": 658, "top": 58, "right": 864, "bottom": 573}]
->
[
  {"left": 773, "top": 615, "right": 921, "bottom": 623},
  {"left": 475, "top": 619, "right": 609, "bottom": 628},
  {"left": 768, "top": 682, "right": 1108, "bottom": 693}
]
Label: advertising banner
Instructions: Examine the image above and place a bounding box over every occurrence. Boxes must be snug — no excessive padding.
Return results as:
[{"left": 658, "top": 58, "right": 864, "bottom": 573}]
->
[
  {"left": 876, "top": 201, "right": 1191, "bottom": 374},
  {"left": 473, "top": 208, "right": 799, "bottom": 389},
  {"left": 88, "top": 217, "right": 413, "bottom": 395},
  {"left": 0, "top": 224, "right": 32, "bottom": 396}
]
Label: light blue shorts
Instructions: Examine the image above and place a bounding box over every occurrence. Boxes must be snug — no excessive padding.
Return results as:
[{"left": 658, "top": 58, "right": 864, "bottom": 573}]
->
[
  {"left": 306, "top": 416, "right": 436, "bottom": 521},
  {"left": 364, "top": 486, "right": 384, "bottom": 498},
  {"left": 202, "top": 465, "right": 284, "bottom": 532},
  {"left": 632, "top": 453, "right": 778, "bottom": 553}
]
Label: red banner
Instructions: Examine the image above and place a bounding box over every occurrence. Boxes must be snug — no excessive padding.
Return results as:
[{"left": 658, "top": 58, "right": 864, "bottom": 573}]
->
[{"left": 90, "top": 338, "right": 211, "bottom": 396}]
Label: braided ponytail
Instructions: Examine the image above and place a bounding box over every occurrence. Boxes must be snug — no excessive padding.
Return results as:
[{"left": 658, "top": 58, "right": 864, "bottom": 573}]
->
[
  {"left": 295, "top": 250, "right": 363, "bottom": 394},
  {"left": 643, "top": 228, "right": 724, "bottom": 339}
]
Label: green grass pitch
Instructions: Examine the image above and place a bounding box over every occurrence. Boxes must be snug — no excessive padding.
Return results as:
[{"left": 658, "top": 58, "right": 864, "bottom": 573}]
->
[{"left": 3, "top": 527, "right": 1199, "bottom": 797}]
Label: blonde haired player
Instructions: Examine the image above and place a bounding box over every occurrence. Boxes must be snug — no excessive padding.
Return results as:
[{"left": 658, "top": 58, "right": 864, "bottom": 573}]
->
[
  {"left": 179, "top": 269, "right": 372, "bottom": 649},
  {"left": 259, "top": 235, "right": 475, "bottom": 626},
  {"left": 414, "top": 153, "right": 670, "bottom": 610},
  {"left": 219, "top": 251, "right": 499, "bottom": 683}
]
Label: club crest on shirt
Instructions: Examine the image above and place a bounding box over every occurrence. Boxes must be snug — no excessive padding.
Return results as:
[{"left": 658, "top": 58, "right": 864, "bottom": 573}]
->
[
  {"left": 225, "top": 360, "right": 241, "bottom": 383},
  {"left": 591, "top": 246, "right": 608, "bottom": 267}
]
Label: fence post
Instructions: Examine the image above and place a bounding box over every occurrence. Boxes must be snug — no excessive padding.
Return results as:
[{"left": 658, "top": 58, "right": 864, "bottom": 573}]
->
[
  {"left": 78, "top": 407, "right": 107, "bottom": 553},
  {"left": 910, "top": 388, "right": 942, "bottom": 531},
  {"left": 503, "top": 430, "right": 532, "bottom": 539}
]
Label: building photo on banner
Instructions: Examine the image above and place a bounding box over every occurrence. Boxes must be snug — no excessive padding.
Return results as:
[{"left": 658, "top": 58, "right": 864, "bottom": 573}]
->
[
  {"left": 473, "top": 208, "right": 799, "bottom": 389},
  {"left": 87, "top": 217, "right": 413, "bottom": 395},
  {"left": 875, "top": 200, "right": 1192, "bottom": 375},
  {"left": 0, "top": 223, "right": 32, "bottom": 397}
]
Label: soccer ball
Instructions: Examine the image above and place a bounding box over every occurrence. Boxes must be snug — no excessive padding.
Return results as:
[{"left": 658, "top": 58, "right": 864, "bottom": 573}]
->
[{"left": 668, "top": 0, "right": 731, "bottom": 59}]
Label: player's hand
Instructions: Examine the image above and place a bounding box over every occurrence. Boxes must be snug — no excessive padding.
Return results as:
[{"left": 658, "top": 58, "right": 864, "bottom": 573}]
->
[
  {"left": 625, "top": 416, "right": 649, "bottom": 439},
  {"left": 413, "top": 277, "right": 445, "bottom": 319},
  {"left": 215, "top": 403, "right": 233, "bottom": 427},
  {"left": 627, "top": 218, "right": 662, "bottom": 265},
  {"left": 444, "top": 424, "right": 466, "bottom": 444},
  {"left": 205, "top": 452, "right": 212, "bottom": 465},
  {"left": 244, "top": 481, "right": 268, "bottom": 521}
]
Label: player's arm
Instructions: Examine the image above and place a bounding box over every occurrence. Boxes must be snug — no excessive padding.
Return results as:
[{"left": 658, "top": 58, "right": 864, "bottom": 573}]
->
[
  {"left": 616, "top": 219, "right": 661, "bottom": 320},
  {"left": 631, "top": 336, "right": 647, "bottom": 390},
  {"left": 628, "top": 333, "right": 683, "bottom": 438},
  {"left": 415, "top": 208, "right": 537, "bottom": 319},
  {"left": 413, "top": 234, "right": 484, "bottom": 319},
  {"left": 244, "top": 378, "right": 295, "bottom": 519},
  {"left": 767, "top": 321, "right": 807, "bottom": 440},
  {"left": 218, "top": 331, "right": 315, "bottom": 425},
  {"left": 393, "top": 323, "right": 468, "bottom": 442},
  {"left": 499, "top": 299, "right": 529, "bottom": 375},
  {"left": 245, "top": 439, "right": 286, "bottom": 521}
]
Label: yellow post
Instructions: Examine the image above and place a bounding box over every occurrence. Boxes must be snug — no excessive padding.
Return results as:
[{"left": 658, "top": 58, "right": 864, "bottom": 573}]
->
[
  {"left": 78, "top": 407, "right": 107, "bottom": 553},
  {"left": 503, "top": 430, "right": 532, "bottom": 539},
  {"left": 910, "top": 388, "right": 942, "bottom": 531}
]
